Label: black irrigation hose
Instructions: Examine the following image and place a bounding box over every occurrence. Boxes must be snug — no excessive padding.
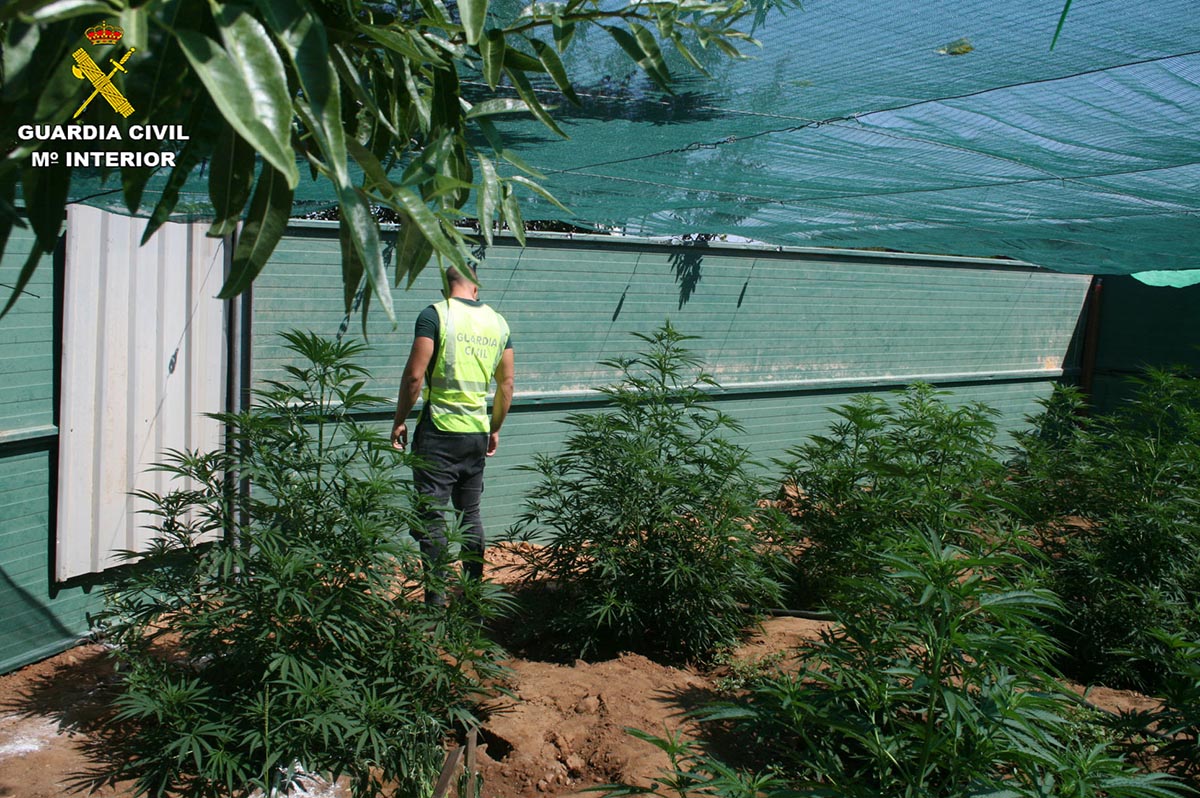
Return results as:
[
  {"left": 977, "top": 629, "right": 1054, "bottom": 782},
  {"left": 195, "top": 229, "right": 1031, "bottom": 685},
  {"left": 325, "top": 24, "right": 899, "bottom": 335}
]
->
[{"left": 763, "top": 607, "right": 837, "bottom": 621}]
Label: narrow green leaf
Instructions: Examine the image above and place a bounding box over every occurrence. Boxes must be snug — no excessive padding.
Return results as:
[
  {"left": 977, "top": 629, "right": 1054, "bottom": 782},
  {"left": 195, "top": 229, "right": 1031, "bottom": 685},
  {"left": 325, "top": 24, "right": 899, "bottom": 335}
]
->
[
  {"left": 3, "top": 0, "right": 112, "bottom": 24},
  {"left": 395, "top": 211, "right": 435, "bottom": 288},
  {"left": 500, "top": 185, "right": 525, "bottom": 247},
  {"left": 388, "top": 187, "right": 461, "bottom": 269},
  {"left": 141, "top": 134, "right": 212, "bottom": 244},
  {"left": 338, "top": 208, "right": 365, "bottom": 315},
  {"left": 175, "top": 28, "right": 299, "bottom": 188},
  {"left": 400, "top": 132, "right": 454, "bottom": 187},
  {"left": 1050, "top": 0, "right": 1073, "bottom": 50},
  {"left": 0, "top": 242, "right": 47, "bottom": 318},
  {"left": 346, "top": 137, "right": 391, "bottom": 193},
  {"left": 628, "top": 22, "right": 671, "bottom": 85},
  {"left": 474, "top": 117, "right": 543, "bottom": 176},
  {"left": 503, "top": 66, "right": 566, "bottom": 137},
  {"left": 340, "top": 186, "right": 394, "bottom": 322},
  {"left": 672, "top": 38, "right": 710, "bottom": 76},
  {"left": 120, "top": 164, "right": 155, "bottom": 217},
  {"left": 330, "top": 44, "right": 399, "bottom": 139},
  {"left": 531, "top": 38, "right": 580, "bottom": 105},
  {"left": 255, "top": 0, "right": 348, "bottom": 184},
  {"left": 401, "top": 60, "right": 432, "bottom": 132},
  {"left": 479, "top": 28, "right": 505, "bottom": 89},
  {"left": 208, "top": 125, "right": 256, "bottom": 238},
  {"left": 458, "top": 0, "right": 488, "bottom": 45},
  {"left": 476, "top": 153, "right": 499, "bottom": 245},
  {"left": 219, "top": 164, "right": 293, "bottom": 299},
  {"left": 21, "top": 157, "right": 67, "bottom": 251},
  {"left": 464, "top": 98, "right": 531, "bottom": 119},
  {"left": 502, "top": 47, "right": 545, "bottom": 72},
  {"left": 431, "top": 67, "right": 462, "bottom": 129},
  {"left": 552, "top": 16, "right": 575, "bottom": 52},
  {"left": 509, "top": 174, "right": 569, "bottom": 212},
  {"left": 607, "top": 25, "right": 671, "bottom": 92},
  {"left": 359, "top": 25, "right": 442, "bottom": 64}
]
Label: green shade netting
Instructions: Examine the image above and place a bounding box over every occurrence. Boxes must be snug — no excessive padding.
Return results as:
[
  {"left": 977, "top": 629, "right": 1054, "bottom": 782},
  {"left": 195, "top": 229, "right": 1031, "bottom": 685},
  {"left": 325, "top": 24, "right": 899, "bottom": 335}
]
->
[{"left": 66, "top": 0, "right": 1200, "bottom": 277}]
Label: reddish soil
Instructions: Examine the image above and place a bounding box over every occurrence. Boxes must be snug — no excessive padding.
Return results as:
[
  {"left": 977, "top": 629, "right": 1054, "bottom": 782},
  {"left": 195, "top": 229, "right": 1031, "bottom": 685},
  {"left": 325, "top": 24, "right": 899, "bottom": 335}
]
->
[{"left": 0, "top": 545, "right": 1165, "bottom": 798}]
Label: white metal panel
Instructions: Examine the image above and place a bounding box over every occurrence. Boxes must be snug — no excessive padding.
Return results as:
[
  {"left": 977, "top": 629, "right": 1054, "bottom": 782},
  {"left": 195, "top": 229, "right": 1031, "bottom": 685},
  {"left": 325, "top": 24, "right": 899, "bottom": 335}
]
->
[{"left": 57, "top": 206, "right": 227, "bottom": 580}]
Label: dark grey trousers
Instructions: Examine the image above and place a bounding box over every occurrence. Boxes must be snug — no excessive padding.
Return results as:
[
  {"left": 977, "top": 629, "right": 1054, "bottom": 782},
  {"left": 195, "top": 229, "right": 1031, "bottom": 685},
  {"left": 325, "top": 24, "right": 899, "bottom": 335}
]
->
[{"left": 410, "top": 421, "right": 488, "bottom": 605}]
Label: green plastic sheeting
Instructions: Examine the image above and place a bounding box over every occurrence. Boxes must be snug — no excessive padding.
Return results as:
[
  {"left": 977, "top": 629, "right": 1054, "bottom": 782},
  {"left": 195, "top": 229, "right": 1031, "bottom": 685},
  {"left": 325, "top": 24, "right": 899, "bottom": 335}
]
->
[
  {"left": 1132, "top": 270, "right": 1200, "bottom": 288},
  {"left": 65, "top": 0, "right": 1200, "bottom": 277}
]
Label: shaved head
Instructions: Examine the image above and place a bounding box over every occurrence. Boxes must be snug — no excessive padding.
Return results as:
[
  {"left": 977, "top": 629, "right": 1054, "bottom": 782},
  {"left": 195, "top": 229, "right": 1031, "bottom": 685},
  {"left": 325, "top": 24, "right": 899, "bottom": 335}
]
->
[{"left": 447, "top": 265, "right": 477, "bottom": 286}]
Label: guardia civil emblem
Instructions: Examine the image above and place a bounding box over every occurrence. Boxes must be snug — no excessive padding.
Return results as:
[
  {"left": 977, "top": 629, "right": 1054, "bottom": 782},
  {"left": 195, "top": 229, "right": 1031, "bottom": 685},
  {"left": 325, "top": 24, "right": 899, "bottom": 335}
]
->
[{"left": 71, "top": 20, "right": 136, "bottom": 119}]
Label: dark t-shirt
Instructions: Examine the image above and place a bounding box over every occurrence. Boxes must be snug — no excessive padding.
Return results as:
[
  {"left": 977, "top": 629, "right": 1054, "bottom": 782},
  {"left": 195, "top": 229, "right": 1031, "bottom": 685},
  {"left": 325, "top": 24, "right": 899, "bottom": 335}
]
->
[
  {"left": 415, "top": 298, "right": 513, "bottom": 430},
  {"left": 414, "top": 298, "right": 513, "bottom": 356}
]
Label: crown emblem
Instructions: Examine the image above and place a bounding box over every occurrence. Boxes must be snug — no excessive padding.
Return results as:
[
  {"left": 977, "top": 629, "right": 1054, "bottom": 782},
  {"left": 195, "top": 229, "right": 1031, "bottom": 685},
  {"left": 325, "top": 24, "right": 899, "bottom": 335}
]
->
[{"left": 85, "top": 20, "right": 123, "bottom": 46}]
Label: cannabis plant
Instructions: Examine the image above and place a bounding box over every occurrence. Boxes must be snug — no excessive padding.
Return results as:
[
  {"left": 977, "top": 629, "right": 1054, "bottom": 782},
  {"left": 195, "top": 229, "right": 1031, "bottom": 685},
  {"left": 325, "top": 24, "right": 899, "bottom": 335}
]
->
[
  {"left": 508, "top": 322, "right": 784, "bottom": 663},
  {"left": 93, "top": 332, "right": 506, "bottom": 798},
  {"left": 1010, "top": 369, "right": 1200, "bottom": 690},
  {"left": 619, "top": 525, "right": 1187, "bottom": 798},
  {"left": 776, "top": 383, "right": 1009, "bottom": 605},
  {"left": 1115, "top": 631, "right": 1200, "bottom": 788}
]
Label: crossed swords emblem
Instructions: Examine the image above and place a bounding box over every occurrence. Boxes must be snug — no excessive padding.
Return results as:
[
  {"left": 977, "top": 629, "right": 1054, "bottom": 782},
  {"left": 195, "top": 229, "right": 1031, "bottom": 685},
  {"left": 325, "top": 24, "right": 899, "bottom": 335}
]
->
[{"left": 71, "top": 47, "right": 136, "bottom": 119}]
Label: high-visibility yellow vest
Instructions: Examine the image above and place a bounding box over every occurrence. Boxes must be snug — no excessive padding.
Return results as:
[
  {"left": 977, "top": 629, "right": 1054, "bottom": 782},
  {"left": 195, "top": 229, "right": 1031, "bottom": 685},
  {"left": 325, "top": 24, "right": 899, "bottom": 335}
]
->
[{"left": 426, "top": 299, "right": 510, "bottom": 433}]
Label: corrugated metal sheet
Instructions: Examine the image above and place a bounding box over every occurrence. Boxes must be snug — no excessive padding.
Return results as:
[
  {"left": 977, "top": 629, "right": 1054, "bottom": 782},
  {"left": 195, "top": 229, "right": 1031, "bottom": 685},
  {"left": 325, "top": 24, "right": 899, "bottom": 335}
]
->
[
  {"left": 56, "top": 206, "right": 227, "bottom": 580},
  {"left": 254, "top": 224, "right": 1092, "bottom": 538}
]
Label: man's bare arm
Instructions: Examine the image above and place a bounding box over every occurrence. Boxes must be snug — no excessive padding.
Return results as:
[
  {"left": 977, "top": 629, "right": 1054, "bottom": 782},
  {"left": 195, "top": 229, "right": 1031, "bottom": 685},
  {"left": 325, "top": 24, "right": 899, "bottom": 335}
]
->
[
  {"left": 392, "top": 336, "right": 434, "bottom": 450},
  {"left": 488, "top": 348, "right": 515, "bottom": 456}
]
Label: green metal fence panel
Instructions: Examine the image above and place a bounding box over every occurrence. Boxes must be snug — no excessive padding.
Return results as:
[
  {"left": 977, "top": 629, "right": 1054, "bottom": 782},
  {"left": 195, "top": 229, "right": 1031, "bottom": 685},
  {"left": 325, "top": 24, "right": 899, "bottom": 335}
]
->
[
  {"left": 253, "top": 224, "right": 1090, "bottom": 541},
  {"left": 0, "top": 445, "right": 97, "bottom": 673},
  {"left": 0, "top": 227, "right": 97, "bottom": 673},
  {"left": 0, "top": 226, "right": 55, "bottom": 436}
]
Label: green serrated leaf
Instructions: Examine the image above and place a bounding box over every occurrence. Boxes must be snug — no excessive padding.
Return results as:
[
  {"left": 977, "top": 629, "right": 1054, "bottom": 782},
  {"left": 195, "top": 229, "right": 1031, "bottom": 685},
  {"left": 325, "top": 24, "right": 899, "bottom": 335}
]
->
[
  {"left": 672, "top": 37, "right": 710, "bottom": 76},
  {"left": 4, "top": 0, "right": 113, "bottom": 24}
]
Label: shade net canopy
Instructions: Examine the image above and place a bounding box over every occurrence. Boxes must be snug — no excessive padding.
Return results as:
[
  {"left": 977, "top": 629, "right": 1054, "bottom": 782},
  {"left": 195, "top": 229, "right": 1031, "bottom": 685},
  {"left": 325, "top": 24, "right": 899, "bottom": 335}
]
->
[{"left": 66, "top": 0, "right": 1200, "bottom": 279}]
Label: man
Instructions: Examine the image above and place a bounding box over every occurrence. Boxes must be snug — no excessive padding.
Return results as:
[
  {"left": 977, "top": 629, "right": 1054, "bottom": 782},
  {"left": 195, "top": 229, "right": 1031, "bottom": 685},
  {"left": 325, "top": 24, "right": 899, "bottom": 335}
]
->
[{"left": 391, "top": 265, "right": 514, "bottom": 606}]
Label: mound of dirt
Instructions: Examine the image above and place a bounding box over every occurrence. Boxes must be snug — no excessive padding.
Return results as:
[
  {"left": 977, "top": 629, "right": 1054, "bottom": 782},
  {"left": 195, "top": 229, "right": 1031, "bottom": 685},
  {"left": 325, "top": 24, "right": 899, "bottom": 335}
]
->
[{"left": 0, "top": 544, "right": 1164, "bottom": 798}]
